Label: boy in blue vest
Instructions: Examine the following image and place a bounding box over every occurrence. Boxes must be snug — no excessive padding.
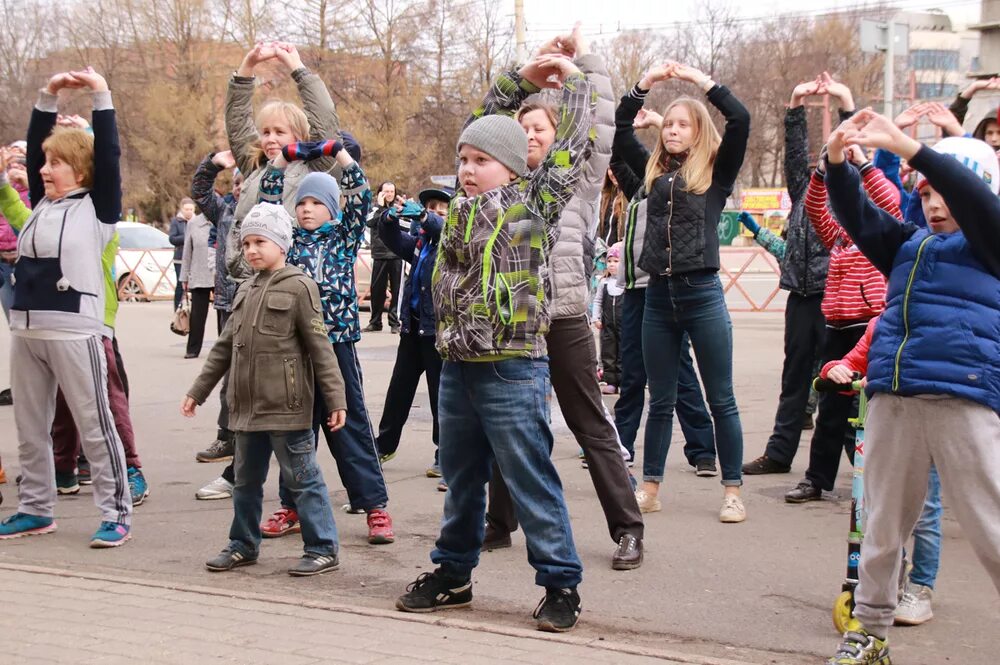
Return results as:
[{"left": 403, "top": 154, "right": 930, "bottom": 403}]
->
[{"left": 822, "top": 112, "right": 1000, "bottom": 664}]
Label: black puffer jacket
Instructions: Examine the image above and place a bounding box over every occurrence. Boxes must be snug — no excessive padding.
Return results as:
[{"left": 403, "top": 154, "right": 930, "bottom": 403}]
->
[
  {"left": 613, "top": 83, "right": 750, "bottom": 277},
  {"left": 780, "top": 106, "right": 829, "bottom": 296}
]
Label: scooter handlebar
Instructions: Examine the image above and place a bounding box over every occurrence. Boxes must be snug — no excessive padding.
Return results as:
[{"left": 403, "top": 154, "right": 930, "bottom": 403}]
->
[{"left": 813, "top": 374, "right": 864, "bottom": 393}]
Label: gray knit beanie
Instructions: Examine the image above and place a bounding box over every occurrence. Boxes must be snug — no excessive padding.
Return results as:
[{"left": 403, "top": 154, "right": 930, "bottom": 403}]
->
[
  {"left": 457, "top": 115, "right": 529, "bottom": 177},
  {"left": 241, "top": 202, "right": 293, "bottom": 253}
]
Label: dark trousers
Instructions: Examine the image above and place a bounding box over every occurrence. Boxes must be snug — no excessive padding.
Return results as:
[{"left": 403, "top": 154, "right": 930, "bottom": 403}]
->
[
  {"left": 804, "top": 324, "right": 866, "bottom": 491},
  {"left": 278, "top": 341, "right": 389, "bottom": 511},
  {"left": 600, "top": 311, "right": 622, "bottom": 387},
  {"left": 375, "top": 330, "right": 442, "bottom": 460},
  {"left": 487, "top": 315, "right": 643, "bottom": 544},
  {"left": 217, "top": 310, "right": 233, "bottom": 440},
  {"left": 614, "top": 288, "right": 715, "bottom": 464},
  {"left": 53, "top": 336, "right": 140, "bottom": 472},
  {"left": 186, "top": 287, "right": 213, "bottom": 356},
  {"left": 369, "top": 258, "right": 401, "bottom": 329},
  {"left": 764, "top": 293, "right": 826, "bottom": 465},
  {"left": 173, "top": 263, "right": 183, "bottom": 310}
]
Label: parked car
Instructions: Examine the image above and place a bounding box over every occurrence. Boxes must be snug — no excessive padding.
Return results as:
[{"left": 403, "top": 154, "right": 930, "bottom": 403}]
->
[{"left": 114, "top": 222, "right": 176, "bottom": 302}]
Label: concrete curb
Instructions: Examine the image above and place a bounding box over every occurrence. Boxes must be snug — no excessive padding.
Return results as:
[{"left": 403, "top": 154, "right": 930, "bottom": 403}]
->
[{"left": 0, "top": 562, "right": 761, "bottom": 665}]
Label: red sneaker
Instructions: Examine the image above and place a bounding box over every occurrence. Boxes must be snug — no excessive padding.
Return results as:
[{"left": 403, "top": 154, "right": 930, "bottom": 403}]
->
[
  {"left": 261, "top": 508, "right": 301, "bottom": 538},
  {"left": 367, "top": 508, "right": 395, "bottom": 544}
]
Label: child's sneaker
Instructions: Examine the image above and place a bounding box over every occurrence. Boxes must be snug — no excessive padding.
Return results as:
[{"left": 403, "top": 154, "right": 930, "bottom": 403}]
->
[
  {"left": 0, "top": 513, "right": 56, "bottom": 539},
  {"left": 894, "top": 581, "right": 934, "bottom": 625},
  {"left": 56, "top": 471, "right": 80, "bottom": 495},
  {"left": 128, "top": 467, "right": 149, "bottom": 506},
  {"left": 533, "top": 587, "right": 582, "bottom": 633},
  {"left": 634, "top": 489, "right": 661, "bottom": 513},
  {"left": 378, "top": 451, "right": 396, "bottom": 465},
  {"left": 396, "top": 570, "right": 472, "bottom": 612},
  {"left": 77, "top": 458, "right": 92, "bottom": 485},
  {"left": 828, "top": 629, "right": 891, "bottom": 664},
  {"left": 367, "top": 508, "right": 395, "bottom": 544},
  {"left": 719, "top": 495, "right": 746, "bottom": 523},
  {"left": 261, "top": 508, "right": 301, "bottom": 538},
  {"left": 288, "top": 552, "right": 339, "bottom": 577},
  {"left": 196, "top": 476, "right": 234, "bottom": 500},
  {"left": 426, "top": 464, "right": 442, "bottom": 478},
  {"left": 90, "top": 521, "right": 131, "bottom": 548},
  {"left": 206, "top": 545, "right": 258, "bottom": 572},
  {"left": 437, "top": 480, "right": 448, "bottom": 492},
  {"left": 195, "top": 438, "right": 235, "bottom": 463}
]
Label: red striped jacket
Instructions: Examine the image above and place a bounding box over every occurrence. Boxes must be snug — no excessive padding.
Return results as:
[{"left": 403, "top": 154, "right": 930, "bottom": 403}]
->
[{"left": 805, "top": 164, "right": 900, "bottom": 324}]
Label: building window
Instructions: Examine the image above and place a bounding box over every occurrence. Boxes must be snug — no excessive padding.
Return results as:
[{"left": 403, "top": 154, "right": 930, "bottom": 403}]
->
[
  {"left": 909, "top": 49, "right": 960, "bottom": 71},
  {"left": 916, "top": 82, "right": 959, "bottom": 99}
]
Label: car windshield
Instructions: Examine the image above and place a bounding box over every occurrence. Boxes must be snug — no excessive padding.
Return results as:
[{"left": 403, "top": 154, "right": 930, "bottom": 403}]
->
[{"left": 118, "top": 225, "right": 172, "bottom": 249}]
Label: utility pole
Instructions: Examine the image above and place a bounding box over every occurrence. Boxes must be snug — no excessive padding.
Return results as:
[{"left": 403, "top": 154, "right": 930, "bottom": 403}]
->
[
  {"left": 884, "top": 16, "right": 895, "bottom": 118},
  {"left": 515, "top": 0, "right": 527, "bottom": 63}
]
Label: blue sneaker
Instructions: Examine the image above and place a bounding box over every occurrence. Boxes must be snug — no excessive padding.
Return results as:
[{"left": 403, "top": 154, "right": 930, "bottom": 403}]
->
[
  {"left": 0, "top": 512, "right": 57, "bottom": 539},
  {"left": 128, "top": 467, "right": 149, "bottom": 506},
  {"left": 90, "top": 521, "right": 131, "bottom": 548}
]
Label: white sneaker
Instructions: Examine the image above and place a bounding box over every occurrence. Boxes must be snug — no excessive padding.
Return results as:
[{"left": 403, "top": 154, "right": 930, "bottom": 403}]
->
[
  {"left": 894, "top": 580, "right": 934, "bottom": 625},
  {"left": 195, "top": 477, "right": 234, "bottom": 500},
  {"left": 719, "top": 495, "right": 746, "bottom": 523},
  {"left": 634, "top": 489, "right": 661, "bottom": 513}
]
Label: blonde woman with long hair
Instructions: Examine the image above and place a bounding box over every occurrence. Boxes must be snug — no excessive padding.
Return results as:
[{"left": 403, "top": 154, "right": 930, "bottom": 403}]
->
[{"left": 612, "top": 61, "right": 750, "bottom": 523}]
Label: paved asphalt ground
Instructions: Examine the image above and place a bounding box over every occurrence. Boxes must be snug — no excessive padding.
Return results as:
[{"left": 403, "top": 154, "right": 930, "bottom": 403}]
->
[{"left": 0, "top": 303, "right": 996, "bottom": 664}]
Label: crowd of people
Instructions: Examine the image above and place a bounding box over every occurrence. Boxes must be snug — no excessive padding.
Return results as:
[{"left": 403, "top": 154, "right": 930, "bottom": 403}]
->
[{"left": 0, "top": 22, "right": 997, "bottom": 664}]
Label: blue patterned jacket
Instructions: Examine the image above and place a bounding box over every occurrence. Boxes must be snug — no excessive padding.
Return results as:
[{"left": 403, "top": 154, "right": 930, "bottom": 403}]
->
[{"left": 288, "top": 162, "right": 371, "bottom": 344}]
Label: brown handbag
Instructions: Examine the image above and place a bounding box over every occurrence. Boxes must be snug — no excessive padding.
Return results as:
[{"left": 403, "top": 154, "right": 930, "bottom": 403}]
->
[{"left": 170, "top": 295, "right": 191, "bottom": 336}]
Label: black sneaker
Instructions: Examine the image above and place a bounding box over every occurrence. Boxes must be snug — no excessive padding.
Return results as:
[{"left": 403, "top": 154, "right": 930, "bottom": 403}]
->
[
  {"left": 0, "top": 388, "right": 12, "bottom": 406},
  {"left": 396, "top": 570, "right": 473, "bottom": 613},
  {"left": 205, "top": 546, "right": 258, "bottom": 572},
  {"left": 482, "top": 523, "right": 512, "bottom": 551},
  {"left": 363, "top": 323, "right": 383, "bottom": 333},
  {"left": 533, "top": 587, "right": 581, "bottom": 632},
  {"left": 695, "top": 460, "right": 718, "bottom": 477},
  {"left": 196, "top": 438, "right": 235, "bottom": 463},
  {"left": 288, "top": 552, "right": 339, "bottom": 577},
  {"left": 802, "top": 413, "right": 815, "bottom": 430},
  {"left": 56, "top": 471, "right": 80, "bottom": 495},
  {"left": 785, "top": 480, "right": 822, "bottom": 503},
  {"left": 742, "top": 455, "right": 791, "bottom": 475}
]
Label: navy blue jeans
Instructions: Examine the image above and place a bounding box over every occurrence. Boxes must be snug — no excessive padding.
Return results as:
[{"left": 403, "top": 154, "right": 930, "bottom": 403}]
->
[
  {"left": 278, "top": 341, "right": 388, "bottom": 511},
  {"left": 642, "top": 273, "right": 743, "bottom": 486},
  {"left": 432, "top": 358, "right": 583, "bottom": 589},
  {"left": 616, "top": 287, "right": 716, "bottom": 464},
  {"left": 229, "top": 429, "right": 338, "bottom": 557}
]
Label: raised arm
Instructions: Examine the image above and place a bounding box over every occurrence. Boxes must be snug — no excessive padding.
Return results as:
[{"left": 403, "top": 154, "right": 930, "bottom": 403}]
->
[
  {"left": 191, "top": 153, "right": 231, "bottom": 225},
  {"left": 70, "top": 69, "right": 122, "bottom": 224},
  {"left": 337, "top": 154, "right": 371, "bottom": 241},
  {"left": 525, "top": 63, "right": 596, "bottom": 223},
  {"left": 378, "top": 207, "right": 417, "bottom": 263},
  {"left": 785, "top": 79, "right": 820, "bottom": 203},
  {"left": 614, "top": 86, "right": 652, "bottom": 182},
  {"left": 804, "top": 171, "right": 840, "bottom": 251},
  {"left": 706, "top": 84, "right": 750, "bottom": 192}
]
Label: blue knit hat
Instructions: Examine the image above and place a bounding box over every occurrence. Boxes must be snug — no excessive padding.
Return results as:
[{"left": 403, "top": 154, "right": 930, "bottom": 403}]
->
[{"left": 296, "top": 172, "right": 341, "bottom": 219}]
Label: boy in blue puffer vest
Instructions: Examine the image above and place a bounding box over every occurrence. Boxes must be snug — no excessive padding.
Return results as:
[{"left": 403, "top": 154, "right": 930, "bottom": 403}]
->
[{"left": 822, "top": 113, "right": 1000, "bottom": 665}]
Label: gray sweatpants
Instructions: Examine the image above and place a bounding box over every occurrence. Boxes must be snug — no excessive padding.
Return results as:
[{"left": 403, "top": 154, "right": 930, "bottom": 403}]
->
[
  {"left": 854, "top": 394, "right": 1000, "bottom": 636},
  {"left": 12, "top": 335, "right": 132, "bottom": 524}
]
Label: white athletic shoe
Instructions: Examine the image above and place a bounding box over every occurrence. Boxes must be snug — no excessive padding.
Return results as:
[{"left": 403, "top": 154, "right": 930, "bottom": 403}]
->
[
  {"left": 719, "top": 495, "right": 746, "bottom": 523},
  {"left": 634, "top": 489, "right": 662, "bottom": 513},
  {"left": 894, "top": 580, "right": 934, "bottom": 625},
  {"left": 196, "top": 477, "right": 234, "bottom": 500}
]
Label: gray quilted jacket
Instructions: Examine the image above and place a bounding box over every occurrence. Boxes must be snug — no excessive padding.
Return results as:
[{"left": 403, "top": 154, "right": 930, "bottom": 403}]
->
[{"left": 549, "top": 54, "right": 614, "bottom": 319}]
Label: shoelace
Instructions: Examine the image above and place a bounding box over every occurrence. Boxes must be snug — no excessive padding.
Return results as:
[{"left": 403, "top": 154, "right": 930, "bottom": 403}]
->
[
  {"left": 268, "top": 509, "right": 293, "bottom": 524},
  {"left": 406, "top": 572, "right": 435, "bottom": 592},
  {"left": 369, "top": 511, "right": 390, "bottom": 528},
  {"left": 835, "top": 631, "right": 870, "bottom": 656},
  {"left": 97, "top": 521, "right": 122, "bottom": 532},
  {"left": 897, "top": 591, "right": 920, "bottom": 608}
]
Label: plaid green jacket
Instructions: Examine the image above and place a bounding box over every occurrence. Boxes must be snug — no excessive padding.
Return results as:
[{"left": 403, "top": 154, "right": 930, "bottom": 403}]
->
[{"left": 432, "top": 71, "right": 596, "bottom": 361}]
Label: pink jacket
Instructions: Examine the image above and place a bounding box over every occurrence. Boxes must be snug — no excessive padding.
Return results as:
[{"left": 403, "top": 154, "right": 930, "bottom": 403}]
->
[{"left": 0, "top": 182, "right": 30, "bottom": 252}]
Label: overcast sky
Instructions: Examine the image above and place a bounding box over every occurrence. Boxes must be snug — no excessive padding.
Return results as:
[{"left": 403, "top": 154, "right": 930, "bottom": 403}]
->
[{"left": 519, "top": 0, "right": 982, "bottom": 41}]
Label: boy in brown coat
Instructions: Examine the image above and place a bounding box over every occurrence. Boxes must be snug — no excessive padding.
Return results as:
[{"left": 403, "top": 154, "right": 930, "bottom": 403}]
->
[{"left": 182, "top": 202, "right": 347, "bottom": 577}]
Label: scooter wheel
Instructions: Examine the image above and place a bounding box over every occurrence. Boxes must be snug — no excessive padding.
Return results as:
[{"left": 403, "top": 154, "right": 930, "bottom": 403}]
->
[{"left": 832, "top": 590, "right": 860, "bottom": 634}]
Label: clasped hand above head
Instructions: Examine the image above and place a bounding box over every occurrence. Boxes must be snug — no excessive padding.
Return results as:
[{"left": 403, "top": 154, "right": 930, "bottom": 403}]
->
[
  {"left": 825, "top": 109, "right": 922, "bottom": 165},
  {"left": 237, "top": 41, "right": 304, "bottom": 78}
]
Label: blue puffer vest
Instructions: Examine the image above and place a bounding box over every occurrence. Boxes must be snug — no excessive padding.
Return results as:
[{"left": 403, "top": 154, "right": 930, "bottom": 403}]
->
[{"left": 867, "top": 228, "right": 1000, "bottom": 413}]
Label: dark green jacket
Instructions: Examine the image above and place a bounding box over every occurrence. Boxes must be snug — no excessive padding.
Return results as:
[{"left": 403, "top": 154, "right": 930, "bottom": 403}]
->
[{"left": 188, "top": 266, "right": 346, "bottom": 431}]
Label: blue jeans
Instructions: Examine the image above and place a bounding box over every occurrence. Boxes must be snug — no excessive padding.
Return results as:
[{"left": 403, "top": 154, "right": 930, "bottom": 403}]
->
[
  {"left": 0, "top": 261, "right": 13, "bottom": 322},
  {"left": 432, "top": 359, "right": 583, "bottom": 589},
  {"left": 278, "top": 342, "right": 388, "bottom": 512},
  {"left": 615, "top": 287, "right": 716, "bottom": 464},
  {"left": 229, "top": 429, "right": 338, "bottom": 557},
  {"left": 642, "top": 273, "right": 743, "bottom": 486},
  {"left": 910, "top": 465, "right": 942, "bottom": 588}
]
